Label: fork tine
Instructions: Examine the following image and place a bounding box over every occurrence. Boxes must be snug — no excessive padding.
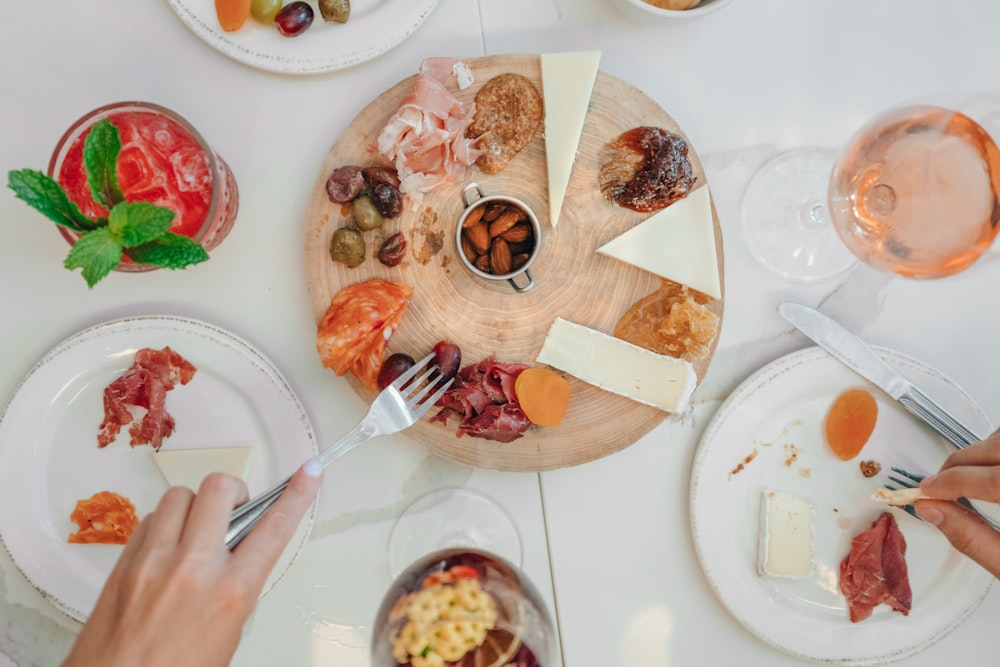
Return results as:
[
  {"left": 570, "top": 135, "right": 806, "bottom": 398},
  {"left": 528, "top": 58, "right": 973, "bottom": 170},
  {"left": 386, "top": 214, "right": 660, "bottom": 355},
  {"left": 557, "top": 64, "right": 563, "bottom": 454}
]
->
[
  {"left": 890, "top": 466, "right": 925, "bottom": 484},
  {"left": 888, "top": 476, "right": 915, "bottom": 489},
  {"left": 403, "top": 365, "right": 440, "bottom": 399},
  {"left": 405, "top": 374, "right": 453, "bottom": 408},
  {"left": 391, "top": 352, "right": 435, "bottom": 389},
  {"left": 411, "top": 378, "right": 455, "bottom": 417}
]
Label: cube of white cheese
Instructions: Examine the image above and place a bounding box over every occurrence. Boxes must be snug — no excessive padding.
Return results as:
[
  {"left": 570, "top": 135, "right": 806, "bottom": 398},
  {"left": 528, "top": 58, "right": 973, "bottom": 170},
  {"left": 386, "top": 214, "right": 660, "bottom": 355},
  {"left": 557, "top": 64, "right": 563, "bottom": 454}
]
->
[{"left": 757, "top": 490, "right": 815, "bottom": 579}]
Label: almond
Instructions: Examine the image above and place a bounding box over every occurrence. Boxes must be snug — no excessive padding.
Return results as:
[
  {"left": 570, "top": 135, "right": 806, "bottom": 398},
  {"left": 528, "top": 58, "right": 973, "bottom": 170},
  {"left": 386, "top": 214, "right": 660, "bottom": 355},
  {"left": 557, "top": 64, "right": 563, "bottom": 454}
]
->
[
  {"left": 489, "top": 210, "right": 521, "bottom": 238},
  {"left": 464, "top": 222, "right": 491, "bottom": 254},
  {"left": 490, "top": 238, "right": 512, "bottom": 275},
  {"left": 501, "top": 222, "right": 531, "bottom": 243},
  {"left": 474, "top": 254, "right": 491, "bottom": 273},
  {"left": 463, "top": 204, "right": 486, "bottom": 228},
  {"left": 483, "top": 202, "right": 506, "bottom": 222},
  {"left": 460, "top": 235, "right": 477, "bottom": 264},
  {"left": 512, "top": 253, "right": 530, "bottom": 271}
]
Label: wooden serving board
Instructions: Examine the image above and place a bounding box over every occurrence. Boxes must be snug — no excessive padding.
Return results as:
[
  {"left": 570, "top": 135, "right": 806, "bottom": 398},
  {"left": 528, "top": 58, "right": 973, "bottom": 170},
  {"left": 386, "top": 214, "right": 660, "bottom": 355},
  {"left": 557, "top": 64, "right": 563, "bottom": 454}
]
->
[{"left": 304, "top": 54, "right": 725, "bottom": 472}]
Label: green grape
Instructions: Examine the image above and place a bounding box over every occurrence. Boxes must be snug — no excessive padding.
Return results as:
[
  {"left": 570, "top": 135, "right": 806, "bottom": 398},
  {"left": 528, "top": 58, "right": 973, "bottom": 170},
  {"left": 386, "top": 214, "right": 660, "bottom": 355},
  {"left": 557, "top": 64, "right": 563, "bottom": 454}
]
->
[{"left": 251, "top": 0, "right": 283, "bottom": 23}]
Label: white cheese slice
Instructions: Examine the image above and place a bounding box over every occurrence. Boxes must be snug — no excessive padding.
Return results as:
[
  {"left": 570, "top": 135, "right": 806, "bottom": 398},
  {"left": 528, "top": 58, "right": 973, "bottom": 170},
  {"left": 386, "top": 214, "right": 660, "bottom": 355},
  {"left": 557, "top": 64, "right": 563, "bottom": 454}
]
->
[
  {"left": 153, "top": 446, "right": 255, "bottom": 492},
  {"left": 536, "top": 317, "right": 696, "bottom": 413},
  {"left": 540, "top": 50, "right": 601, "bottom": 228},
  {"left": 757, "top": 490, "right": 815, "bottom": 579},
  {"left": 597, "top": 185, "right": 722, "bottom": 299}
]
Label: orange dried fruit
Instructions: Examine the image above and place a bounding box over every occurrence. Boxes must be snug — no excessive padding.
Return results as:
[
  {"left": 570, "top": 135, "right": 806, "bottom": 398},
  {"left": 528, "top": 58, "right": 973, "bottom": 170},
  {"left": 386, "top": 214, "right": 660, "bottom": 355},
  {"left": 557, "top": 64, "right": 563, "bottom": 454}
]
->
[
  {"left": 514, "top": 368, "right": 571, "bottom": 427},
  {"left": 215, "top": 0, "right": 252, "bottom": 32},
  {"left": 825, "top": 389, "right": 878, "bottom": 460}
]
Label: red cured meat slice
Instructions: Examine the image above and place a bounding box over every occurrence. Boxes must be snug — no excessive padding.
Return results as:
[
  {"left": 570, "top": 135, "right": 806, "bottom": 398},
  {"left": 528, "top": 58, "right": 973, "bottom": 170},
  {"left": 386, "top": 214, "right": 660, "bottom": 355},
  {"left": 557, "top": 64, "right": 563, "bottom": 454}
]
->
[
  {"left": 839, "top": 512, "right": 912, "bottom": 623},
  {"left": 96, "top": 347, "right": 196, "bottom": 450},
  {"left": 432, "top": 356, "right": 531, "bottom": 442}
]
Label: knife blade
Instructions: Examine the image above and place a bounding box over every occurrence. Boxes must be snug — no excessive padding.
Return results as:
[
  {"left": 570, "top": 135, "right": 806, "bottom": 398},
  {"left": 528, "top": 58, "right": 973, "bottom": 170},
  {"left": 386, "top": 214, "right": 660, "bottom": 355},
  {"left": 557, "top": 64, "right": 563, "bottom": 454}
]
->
[{"left": 778, "top": 302, "right": 982, "bottom": 450}]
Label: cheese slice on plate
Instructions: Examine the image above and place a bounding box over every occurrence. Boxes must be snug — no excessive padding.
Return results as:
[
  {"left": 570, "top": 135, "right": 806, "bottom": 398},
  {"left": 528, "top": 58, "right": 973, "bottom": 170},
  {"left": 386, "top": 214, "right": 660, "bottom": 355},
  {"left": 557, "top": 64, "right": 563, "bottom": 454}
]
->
[
  {"left": 597, "top": 185, "right": 721, "bottom": 299},
  {"left": 536, "top": 317, "right": 696, "bottom": 413},
  {"left": 757, "top": 490, "right": 815, "bottom": 579},
  {"left": 540, "top": 50, "right": 601, "bottom": 228},
  {"left": 153, "top": 446, "right": 255, "bottom": 492}
]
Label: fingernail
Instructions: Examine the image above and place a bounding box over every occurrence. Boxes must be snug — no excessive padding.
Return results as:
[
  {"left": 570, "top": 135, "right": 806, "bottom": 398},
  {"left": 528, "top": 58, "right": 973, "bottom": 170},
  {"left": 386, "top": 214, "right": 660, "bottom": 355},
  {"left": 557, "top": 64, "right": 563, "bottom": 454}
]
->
[
  {"left": 303, "top": 458, "right": 323, "bottom": 478},
  {"left": 917, "top": 504, "right": 943, "bottom": 526}
]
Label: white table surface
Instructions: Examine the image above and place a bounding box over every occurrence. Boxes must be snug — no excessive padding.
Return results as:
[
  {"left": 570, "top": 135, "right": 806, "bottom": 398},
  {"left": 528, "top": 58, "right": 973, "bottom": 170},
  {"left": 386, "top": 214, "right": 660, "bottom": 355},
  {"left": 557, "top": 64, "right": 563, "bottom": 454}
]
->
[{"left": 2, "top": 0, "right": 999, "bottom": 665}]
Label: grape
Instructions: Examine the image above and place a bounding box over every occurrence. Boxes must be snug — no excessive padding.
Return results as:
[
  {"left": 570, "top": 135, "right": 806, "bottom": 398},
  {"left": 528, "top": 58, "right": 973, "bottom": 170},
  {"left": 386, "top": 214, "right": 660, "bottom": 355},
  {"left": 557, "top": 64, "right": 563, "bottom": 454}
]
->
[
  {"left": 378, "top": 353, "right": 416, "bottom": 390},
  {"left": 251, "top": 0, "right": 283, "bottom": 23},
  {"left": 274, "top": 1, "right": 313, "bottom": 36},
  {"left": 433, "top": 341, "right": 462, "bottom": 380}
]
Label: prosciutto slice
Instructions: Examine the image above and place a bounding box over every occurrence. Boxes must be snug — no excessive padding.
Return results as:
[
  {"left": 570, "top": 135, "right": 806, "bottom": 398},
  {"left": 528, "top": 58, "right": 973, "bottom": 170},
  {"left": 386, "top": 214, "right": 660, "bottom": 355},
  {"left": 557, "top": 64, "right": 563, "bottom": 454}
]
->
[
  {"left": 376, "top": 57, "right": 479, "bottom": 207},
  {"left": 839, "top": 512, "right": 912, "bottom": 622},
  {"left": 432, "top": 356, "right": 532, "bottom": 443}
]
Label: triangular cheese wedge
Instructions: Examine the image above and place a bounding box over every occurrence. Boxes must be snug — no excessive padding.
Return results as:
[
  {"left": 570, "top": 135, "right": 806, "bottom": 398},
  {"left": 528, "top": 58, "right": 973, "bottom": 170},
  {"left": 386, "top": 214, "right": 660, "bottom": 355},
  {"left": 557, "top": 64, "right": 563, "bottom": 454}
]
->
[
  {"left": 597, "top": 186, "right": 721, "bottom": 299},
  {"left": 153, "top": 446, "right": 255, "bottom": 492},
  {"left": 540, "top": 50, "right": 601, "bottom": 227}
]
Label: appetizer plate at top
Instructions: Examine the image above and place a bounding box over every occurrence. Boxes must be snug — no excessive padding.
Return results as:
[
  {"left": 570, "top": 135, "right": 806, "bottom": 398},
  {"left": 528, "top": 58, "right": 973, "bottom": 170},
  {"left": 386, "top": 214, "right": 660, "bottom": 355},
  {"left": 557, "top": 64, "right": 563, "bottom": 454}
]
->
[
  {"left": 0, "top": 315, "right": 318, "bottom": 623},
  {"left": 690, "top": 346, "right": 993, "bottom": 664},
  {"left": 303, "top": 53, "right": 725, "bottom": 472},
  {"left": 165, "top": 0, "right": 440, "bottom": 75}
]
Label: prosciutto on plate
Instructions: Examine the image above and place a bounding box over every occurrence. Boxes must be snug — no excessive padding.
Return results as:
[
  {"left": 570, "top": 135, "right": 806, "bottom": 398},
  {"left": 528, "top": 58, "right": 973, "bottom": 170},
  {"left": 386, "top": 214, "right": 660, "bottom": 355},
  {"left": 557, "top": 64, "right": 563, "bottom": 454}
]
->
[
  {"left": 376, "top": 57, "right": 479, "bottom": 207},
  {"left": 97, "top": 346, "right": 197, "bottom": 451},
  {"left": 839, "top": 511, "right": 912, "bottom": 622},
  {"left": 431, "top": 355, "right": 531, "bottom": 443}
]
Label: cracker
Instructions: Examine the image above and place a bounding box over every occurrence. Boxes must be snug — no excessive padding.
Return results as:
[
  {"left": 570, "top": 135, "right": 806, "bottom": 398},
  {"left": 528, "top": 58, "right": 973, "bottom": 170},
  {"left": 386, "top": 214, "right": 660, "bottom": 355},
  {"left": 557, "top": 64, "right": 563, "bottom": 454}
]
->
[{"left": 467, "top": 73, "right": 543, "bottom": 175}]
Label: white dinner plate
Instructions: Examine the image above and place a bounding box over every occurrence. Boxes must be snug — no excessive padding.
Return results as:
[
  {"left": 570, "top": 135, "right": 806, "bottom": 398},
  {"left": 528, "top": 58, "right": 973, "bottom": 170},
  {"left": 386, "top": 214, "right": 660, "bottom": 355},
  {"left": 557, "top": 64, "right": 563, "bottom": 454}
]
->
[
  {"left": 690, "top": 346, "right": 994, "bottom": 664},
  {"left": 0, "top": 315, "right": 318, "bottom": 622},
  {"left": 165, "top": 0, "right": 441, "bottom": 75}
]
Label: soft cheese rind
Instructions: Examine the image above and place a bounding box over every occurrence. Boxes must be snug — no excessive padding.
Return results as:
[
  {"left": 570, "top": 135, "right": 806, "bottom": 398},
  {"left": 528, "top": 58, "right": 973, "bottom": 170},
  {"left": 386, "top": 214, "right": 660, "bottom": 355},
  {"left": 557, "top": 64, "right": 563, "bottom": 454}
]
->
[
  {"left": 536, "top": 317, "right": 696, "bottom": 413},
  {"left": 757, "top": 489, "right": 815, "bottom": 579}
]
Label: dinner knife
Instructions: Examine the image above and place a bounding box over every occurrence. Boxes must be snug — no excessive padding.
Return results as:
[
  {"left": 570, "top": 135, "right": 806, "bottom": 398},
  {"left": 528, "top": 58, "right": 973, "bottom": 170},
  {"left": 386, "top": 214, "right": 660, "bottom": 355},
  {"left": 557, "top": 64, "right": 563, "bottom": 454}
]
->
[{"left": 778, "top": 302, "right": 982, "bottom": 450}]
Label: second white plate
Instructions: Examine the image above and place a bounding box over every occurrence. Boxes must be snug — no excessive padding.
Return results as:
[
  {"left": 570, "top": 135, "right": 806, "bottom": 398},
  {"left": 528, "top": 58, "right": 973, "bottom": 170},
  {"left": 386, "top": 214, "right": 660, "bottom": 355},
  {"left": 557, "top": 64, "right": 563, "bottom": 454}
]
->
[
  {"left": 690, "top": 346, "right": 993, "bottom": 664},
  {"left": 0, "top": 315, "right": 318, "bottom": 622}
]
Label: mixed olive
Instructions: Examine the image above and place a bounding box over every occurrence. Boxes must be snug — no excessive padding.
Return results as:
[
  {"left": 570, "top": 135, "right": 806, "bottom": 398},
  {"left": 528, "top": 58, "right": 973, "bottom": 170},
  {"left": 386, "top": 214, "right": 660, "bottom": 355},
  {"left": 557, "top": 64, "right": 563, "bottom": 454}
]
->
[{"left": 326, "top": 165, "right": 406, "bottom": 268}]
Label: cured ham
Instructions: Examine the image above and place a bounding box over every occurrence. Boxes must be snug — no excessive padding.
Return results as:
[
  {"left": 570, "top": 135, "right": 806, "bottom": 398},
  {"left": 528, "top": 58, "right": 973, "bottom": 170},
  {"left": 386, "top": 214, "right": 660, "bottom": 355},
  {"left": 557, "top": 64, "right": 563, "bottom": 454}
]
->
[
  {"left": 68, "top": 491, "right": 139, "bottom": 545},
  {"left": 432, "top": 356, "right": 532, "bottom": 442},
  {"left": 97, "top": 346, "right": 196, "bottom": 451},
  {"left": 316, "top": 278, "right": 413, "bottom": 391},
  {"left": 839, "top": 512, "right": 912, "bottom": 622},
  {"left": 376, "top": 57, "right": 479, "bottom": 207}
]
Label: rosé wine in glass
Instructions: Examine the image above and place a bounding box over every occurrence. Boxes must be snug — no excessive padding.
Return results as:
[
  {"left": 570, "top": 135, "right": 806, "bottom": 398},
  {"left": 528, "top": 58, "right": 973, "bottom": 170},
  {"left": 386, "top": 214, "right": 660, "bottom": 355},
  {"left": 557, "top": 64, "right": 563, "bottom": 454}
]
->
[
  {"left": 47, "top": 101, "right": 238, "bottom": 271},
  {"left": 829, "top": 105, "right": 1000, "bottom": 279}
]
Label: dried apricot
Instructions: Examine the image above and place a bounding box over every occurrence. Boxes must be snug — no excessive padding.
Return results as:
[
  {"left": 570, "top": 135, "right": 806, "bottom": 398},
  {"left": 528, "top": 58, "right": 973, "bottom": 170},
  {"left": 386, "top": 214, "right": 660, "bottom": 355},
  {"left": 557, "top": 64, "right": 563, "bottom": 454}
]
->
[
  {"left": 215, "top": 0, "right": 252, "bottom": 31},
  {"left": 825, "top": 389, "right": 878, "bottom": 460},
  {"left": 514, "top": 368, "right": 571, "bottom": 427}
]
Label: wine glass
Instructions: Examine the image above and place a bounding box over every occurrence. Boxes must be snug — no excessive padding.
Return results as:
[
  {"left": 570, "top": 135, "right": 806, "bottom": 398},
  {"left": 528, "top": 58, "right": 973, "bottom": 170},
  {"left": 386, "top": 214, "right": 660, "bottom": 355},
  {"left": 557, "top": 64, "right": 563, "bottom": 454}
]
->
[
  {"left": 741, "top": 104, "right": 1000, "bottom": 282},
  {"left": 372, "top": 490, "right": 557, "bottom": 666}
]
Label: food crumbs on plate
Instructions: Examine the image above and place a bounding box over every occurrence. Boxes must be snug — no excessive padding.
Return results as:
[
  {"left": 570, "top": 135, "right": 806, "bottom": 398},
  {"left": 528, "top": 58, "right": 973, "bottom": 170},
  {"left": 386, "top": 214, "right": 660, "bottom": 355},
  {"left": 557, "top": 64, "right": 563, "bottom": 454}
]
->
[
  {"left": 728, "top": 448, "right": 758, "bottom": 479},
  {"left": 797, "top": 467, "right": 812, "bottom": 478},
  {"left": 783, "top": 443, "right": 799, "bottom": 467},
  {"left": 825, "top": 388, "right": 878, "bottom": 460},
  {"left": 859, "top": 460, "right": 882, "bottom": 478},
  {"left": 68, "top": 491, "right": 139, "bottom": 545}
]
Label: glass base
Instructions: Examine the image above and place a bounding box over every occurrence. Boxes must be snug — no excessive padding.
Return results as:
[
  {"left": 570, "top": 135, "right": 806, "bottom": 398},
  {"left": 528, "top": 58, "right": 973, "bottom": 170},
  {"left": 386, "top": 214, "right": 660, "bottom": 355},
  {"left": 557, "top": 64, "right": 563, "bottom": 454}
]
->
[
  {"left": 387, "top": 488, "right": 523, "bottom": 578},
  {"left": 741, "top": 148, "right": 858, "bottom": 282}
]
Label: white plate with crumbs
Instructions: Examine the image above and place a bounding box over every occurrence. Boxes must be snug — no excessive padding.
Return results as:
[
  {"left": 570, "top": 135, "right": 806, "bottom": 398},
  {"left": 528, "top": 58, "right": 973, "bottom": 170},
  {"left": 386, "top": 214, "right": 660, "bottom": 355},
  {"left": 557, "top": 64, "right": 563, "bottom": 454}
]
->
[
  {"left": 165, "top": 0, "right": 440, "bottom": 75},
  {"left": 0, "top": 315, "right": 318, "bottom": 622},
  {"left": 690, "top": 346, "right": 993, "bottom": 664}
]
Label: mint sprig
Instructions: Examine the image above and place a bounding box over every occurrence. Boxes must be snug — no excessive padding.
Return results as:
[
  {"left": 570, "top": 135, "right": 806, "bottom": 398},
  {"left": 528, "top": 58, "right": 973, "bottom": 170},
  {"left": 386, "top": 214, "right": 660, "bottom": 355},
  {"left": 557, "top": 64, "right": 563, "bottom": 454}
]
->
[{"left": 7, "top": 119, "right": 210, "bottom": 287}]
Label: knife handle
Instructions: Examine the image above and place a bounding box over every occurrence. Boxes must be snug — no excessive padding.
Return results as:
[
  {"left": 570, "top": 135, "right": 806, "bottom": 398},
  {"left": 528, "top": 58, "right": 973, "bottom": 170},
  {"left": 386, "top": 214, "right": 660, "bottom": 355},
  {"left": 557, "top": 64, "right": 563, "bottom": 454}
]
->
[{"left": 899, "top": 386, "right": 982, "bottom": 450}]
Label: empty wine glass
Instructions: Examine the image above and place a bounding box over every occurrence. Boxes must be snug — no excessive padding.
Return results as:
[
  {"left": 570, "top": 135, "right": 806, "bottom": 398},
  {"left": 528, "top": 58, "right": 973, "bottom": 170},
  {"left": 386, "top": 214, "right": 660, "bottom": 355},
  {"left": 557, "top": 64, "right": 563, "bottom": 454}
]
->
[
  {"left": 742, "top": 104, "right": 1000, "bottom": 282},
  {"left": 373, "top": 489, "right": 557, "bottom": 666}
]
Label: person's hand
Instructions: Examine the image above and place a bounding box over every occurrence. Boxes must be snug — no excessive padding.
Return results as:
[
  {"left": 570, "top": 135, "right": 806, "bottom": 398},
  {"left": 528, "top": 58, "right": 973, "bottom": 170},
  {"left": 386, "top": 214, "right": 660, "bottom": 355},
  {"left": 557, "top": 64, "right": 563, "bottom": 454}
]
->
[
  {"left": 916, "top": 430, "right": 1000, "bottom": 578},
  {"left": 60, "top": 459, "right": 323, "bottom": 667}
]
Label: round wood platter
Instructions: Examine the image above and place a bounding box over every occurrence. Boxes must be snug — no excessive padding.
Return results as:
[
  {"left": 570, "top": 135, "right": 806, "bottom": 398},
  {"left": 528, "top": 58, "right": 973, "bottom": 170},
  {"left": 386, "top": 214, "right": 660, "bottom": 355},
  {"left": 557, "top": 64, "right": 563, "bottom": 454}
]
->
[{"left": 304, "top": 54, "right": 725, "bottom": 472}]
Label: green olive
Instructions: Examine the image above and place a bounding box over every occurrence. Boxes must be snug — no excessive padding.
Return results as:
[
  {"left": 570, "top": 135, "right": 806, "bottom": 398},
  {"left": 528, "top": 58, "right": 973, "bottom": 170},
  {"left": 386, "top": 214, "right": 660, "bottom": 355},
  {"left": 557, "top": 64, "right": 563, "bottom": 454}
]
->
[
  {"left": 318, "top": 0, "right": 350, "bottom": 23},
  {"left": 351, "top": 195, "right": 384, "bottom": 231},
  {"left": 329, "top": 228, "right": 365, "bottom": 267},
  {"left": 251, "top": 0, "right": 283, "bottom": 23}
]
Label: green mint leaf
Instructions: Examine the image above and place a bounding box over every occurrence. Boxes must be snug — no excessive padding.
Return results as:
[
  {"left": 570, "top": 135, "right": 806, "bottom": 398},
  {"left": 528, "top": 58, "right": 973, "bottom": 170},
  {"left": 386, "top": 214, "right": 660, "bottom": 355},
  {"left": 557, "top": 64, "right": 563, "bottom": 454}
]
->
[
  {"left": 84, "top": 119, "right": 124, "bottom": 209},
  {"left": 126, "top": 232, "right": 209, "bottom": 270},
  {"left": 64, "top": 227, "right": 122, "bottom": 288},
  {"left": 108, "top": 201, "right": 174, "bottom": 248},
  {"left": 7, "top": 169, "right": 97, "bottom": 232}
]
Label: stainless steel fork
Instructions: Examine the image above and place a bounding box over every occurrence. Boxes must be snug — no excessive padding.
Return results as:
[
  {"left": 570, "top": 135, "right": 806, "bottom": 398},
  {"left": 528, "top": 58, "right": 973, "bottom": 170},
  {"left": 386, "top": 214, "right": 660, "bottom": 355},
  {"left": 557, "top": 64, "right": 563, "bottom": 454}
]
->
[
  {"left": 884, "top": 466, "right": 1000, "bottom": 530},
  {"left": 224, "top": 352, "right": 454, "bottom": 550}
]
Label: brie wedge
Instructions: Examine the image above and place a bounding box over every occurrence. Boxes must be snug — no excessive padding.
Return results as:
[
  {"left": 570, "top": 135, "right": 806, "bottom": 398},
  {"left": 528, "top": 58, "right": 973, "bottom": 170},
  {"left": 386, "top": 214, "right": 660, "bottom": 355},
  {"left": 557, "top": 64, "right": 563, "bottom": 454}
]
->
[
  {"left": 153, "top": 446, "right": 255, "bottom": 492},
  {"left": 540, "top": 50, "right": 601, "bottom": 228},
  {"left": 597, "top": 186, "right": 721, "bottom": 299},
  {"left": 536, "top": 317, "right": 697, "bottom": 413},
  {"left": 757, "top": 490, "right": 815, "bottom": 579}
]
